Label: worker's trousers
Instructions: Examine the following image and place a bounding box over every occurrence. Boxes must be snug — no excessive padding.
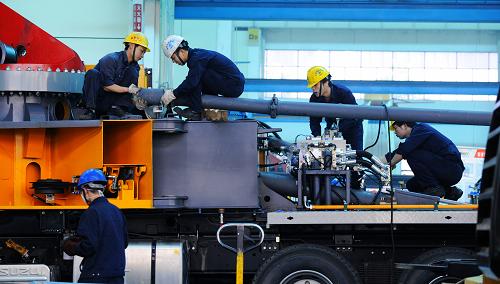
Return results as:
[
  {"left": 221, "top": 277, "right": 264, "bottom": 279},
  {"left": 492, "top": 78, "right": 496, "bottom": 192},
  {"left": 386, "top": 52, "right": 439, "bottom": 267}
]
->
[
  {"left": 405, "top": 149, "right": 464, "bottom": 192},
  {"left": 82, "top": 69, "right": 136, "bottom": 116},
  {"left": 173, "top": 69, "right": 244, "bottom": 112},
  {"left": 341, "top": 122, "right": 364, "bottom": 151}
]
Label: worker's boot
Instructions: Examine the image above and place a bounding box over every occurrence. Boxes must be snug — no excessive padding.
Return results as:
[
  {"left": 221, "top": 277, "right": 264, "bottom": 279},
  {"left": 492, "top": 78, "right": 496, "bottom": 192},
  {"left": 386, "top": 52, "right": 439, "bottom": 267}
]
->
[
  {"left": 108, "top": 106, "right": 127, "bottom": 118},
  {"left": 173, "top": 107, "right": 202, "bottom": 121},
  {"left": 203, "top": 109, "right": 228, "bottom": 121},
  {"left": 422, "top": 185, "right": 446, "bottom": 198},
  {"left": 445, "top": 186, "right": 463, "bottom": 201},
  {"left": 73, "top": 107, "right": 96, "bottom": 120}
]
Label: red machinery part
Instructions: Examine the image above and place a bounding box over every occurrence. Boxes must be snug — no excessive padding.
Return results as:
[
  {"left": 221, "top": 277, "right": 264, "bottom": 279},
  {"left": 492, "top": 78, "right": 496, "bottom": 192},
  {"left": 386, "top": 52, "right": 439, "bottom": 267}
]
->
[{"left": 0, "top": 3, "right": 85, "bottom": 72}]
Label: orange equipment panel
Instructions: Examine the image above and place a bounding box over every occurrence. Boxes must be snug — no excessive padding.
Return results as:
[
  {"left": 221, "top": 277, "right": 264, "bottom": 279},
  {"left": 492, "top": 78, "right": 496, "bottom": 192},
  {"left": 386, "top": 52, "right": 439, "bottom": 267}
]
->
[{"left": 0, "top": 120, "right": 153, "bottom": 209}]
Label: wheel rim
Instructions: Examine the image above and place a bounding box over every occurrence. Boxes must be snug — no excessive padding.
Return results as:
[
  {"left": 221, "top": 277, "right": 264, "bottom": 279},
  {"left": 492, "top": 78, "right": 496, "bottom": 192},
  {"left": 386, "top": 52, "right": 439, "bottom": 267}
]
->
[
  {"left": 279, "top": 269, "right": 334, "bottom": 284},
  {"left": 429, "top": 275, "right": 462, "bottom": 284}
]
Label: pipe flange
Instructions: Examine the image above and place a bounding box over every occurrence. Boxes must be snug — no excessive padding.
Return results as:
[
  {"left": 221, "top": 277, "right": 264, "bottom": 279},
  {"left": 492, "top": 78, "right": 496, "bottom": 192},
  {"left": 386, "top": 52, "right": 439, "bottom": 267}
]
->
[{"left": 269, "top": 94, "right": 279, "bottom": 119}]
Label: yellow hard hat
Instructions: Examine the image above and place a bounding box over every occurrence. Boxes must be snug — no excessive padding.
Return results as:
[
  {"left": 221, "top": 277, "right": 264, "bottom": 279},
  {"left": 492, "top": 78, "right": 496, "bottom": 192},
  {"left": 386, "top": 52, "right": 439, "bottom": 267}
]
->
[
  {"left": 124, "top": 32, "right": 150, "bottom": 52},
  {"left": 306, "top": 66, "right": 330, "bottom": 88}
]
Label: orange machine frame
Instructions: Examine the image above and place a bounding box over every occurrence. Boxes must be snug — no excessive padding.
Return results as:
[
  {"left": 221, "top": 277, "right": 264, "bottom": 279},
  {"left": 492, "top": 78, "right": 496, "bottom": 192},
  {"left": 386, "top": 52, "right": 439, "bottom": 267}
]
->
[{"left": 0, "top": 120, "right": 153, "bottom": 209}]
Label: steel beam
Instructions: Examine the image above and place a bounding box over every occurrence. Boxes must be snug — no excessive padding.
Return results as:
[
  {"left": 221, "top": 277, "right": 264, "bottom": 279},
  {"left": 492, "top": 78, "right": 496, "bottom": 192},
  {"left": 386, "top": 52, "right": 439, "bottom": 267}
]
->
[
  {"left": 244, "top": 79, "right": 500, "bottom": 96},
  {"left": 0, "top": 71, "right": 84, "bottom": 93},
  {"left": 175, "top": 1, "right": 500, "bottom": 23}
]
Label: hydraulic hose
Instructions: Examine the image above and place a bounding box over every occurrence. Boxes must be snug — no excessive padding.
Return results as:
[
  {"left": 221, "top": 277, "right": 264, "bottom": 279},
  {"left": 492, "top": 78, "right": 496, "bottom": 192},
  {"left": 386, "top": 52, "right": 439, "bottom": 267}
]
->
[{"left": 356, "top": 150, "right": 386, "bottom": 169}]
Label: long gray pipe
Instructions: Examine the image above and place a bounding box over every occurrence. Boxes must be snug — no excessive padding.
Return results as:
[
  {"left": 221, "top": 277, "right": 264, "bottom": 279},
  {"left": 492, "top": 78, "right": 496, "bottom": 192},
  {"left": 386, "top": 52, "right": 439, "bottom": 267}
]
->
[
  {"left": 201, "top": 96, "right": 492, "bottom": 126},
  {"left": 137, "top": 88, "right": 492, "bottom": 126}
]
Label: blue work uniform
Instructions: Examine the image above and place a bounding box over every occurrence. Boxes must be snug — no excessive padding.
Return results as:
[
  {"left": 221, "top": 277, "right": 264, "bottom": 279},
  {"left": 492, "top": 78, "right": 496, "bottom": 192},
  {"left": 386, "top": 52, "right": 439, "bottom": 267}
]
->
[
  {"left": 172, "top": 48, "right": 245, "bottom": 112},
  {"left": 386, "top": 123, "right": 465, "bottom": 193},
  {"left": 82, "top": 51, "right": 140, "bottom": 116},
  {"left": 309, "top": 81, "right": 364, "bottom": 150},
  {"left": 74, "top": 197, "right": 128, "bottom": 284}
]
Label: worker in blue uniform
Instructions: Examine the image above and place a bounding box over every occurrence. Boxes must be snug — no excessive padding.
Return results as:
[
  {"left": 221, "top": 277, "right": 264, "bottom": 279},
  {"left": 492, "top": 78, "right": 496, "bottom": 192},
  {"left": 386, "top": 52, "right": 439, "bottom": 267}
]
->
[
  {"left": 81, "top": 32, "right": 149, "bottom": 118},
  {"left": 385, "top": 121, "right": 464, "bottom": 200},
  {"left": 160, "top": 34, "right": 245, "bottom": 121},
  {"left": 306, "top": 66, "right": 364, "bottom": 151},
  {"left": 63, "top": 169, "right": 128, "bottom": 283}
]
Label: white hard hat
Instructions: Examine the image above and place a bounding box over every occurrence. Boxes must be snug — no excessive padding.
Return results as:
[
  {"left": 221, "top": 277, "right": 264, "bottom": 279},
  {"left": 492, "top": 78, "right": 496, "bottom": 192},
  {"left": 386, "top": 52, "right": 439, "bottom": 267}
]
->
[{"left": 162, "top": 35, "right": 185, "bottom": 58}]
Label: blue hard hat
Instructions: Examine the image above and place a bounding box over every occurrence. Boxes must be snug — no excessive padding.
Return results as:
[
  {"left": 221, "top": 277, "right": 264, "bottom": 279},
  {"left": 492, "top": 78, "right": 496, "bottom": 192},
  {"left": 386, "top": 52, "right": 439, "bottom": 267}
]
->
[{"left": 77, "top": 169, "right": 107, "bottom": 190}]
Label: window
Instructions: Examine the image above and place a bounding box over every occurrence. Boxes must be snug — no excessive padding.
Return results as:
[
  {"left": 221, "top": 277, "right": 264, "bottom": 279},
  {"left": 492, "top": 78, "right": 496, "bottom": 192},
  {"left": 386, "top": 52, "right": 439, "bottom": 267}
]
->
[{"left": 264, "top": 50, "right": 498, "bottom": 101}]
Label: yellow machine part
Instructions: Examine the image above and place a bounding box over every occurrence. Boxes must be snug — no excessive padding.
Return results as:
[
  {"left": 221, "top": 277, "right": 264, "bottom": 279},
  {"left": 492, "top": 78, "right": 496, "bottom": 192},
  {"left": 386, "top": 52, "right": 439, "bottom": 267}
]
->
[
  {"left": 465, "top": 275, "right": 500, "bottom": 284},
  {"left": 5, "top": 239, "right": 28, "bottom": 257},
  {"left": 0, "top": 120, "right": 153, "bottom": 209}
]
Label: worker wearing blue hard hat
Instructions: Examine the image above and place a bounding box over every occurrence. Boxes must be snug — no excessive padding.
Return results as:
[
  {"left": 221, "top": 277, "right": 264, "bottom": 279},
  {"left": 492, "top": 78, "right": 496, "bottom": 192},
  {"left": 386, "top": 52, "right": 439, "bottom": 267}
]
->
[
  {"left": 63, "top": 169, "right": 128, "bottom": 284},
  {"left": 159, "top": 34, "right": 245, "bottom": 121}
]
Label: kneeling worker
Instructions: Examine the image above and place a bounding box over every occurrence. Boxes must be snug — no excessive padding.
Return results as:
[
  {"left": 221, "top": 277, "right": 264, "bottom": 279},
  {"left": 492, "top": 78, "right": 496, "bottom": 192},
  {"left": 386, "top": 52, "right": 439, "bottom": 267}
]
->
[
  {"left": 160, "top": 34, "right": 245, "bottom": 120},
  {"left": 82, "top": 32, "right": 150, "bottom": 118},
  {"left": 385, "top": 121, "right": 464, "bottom": 200}
]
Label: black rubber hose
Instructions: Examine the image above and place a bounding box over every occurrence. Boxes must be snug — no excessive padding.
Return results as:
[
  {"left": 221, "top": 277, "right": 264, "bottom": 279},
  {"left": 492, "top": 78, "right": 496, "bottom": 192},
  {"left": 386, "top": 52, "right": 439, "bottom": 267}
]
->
[{"left": 356, "top": 150, "right": 373, "bottom": 159}]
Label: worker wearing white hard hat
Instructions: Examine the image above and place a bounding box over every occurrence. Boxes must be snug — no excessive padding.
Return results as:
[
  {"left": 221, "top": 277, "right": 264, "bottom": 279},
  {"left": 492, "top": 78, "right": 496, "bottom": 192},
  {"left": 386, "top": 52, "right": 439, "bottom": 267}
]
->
[{"left": 160, "top": 35, "right": 245, "bottom": 121}]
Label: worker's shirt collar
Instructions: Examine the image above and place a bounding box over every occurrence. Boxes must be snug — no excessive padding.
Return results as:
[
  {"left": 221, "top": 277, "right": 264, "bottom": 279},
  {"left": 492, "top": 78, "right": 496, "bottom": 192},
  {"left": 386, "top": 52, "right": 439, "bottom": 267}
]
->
[{"left": 120, "top": 50, "right": 134, "bottom": 65}]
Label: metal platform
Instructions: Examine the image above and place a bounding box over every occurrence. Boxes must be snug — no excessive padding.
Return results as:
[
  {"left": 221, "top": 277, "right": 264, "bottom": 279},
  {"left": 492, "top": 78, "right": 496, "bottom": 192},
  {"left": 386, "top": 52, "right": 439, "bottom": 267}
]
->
[
  {"left": 267, "top": 210, "right": 478, "bottom": 227},
  {"left": 0, "top": 70, "right": 83, "bottom": 93}
]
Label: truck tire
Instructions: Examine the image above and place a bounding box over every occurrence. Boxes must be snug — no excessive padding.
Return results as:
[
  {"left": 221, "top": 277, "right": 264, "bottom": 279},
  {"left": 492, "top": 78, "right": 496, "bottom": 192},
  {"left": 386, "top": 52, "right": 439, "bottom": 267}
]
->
[
  {"left": 398, "top": 247, "right": 476, "bottom": 284},
  {"left": 252, "top": 244, "right": 361, "bottom": 284}
]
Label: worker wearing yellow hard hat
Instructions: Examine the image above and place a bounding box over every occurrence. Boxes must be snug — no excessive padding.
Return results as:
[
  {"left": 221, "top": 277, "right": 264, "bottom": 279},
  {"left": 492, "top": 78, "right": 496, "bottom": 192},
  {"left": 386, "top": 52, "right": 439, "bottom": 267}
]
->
[
  {"left": 124, "top": 31, "right": 150, "bottom": 53},
  {"left": 79, "top": 32, "right": 150, "bottom": 119},
  {"left": 306, "top": 66, "right": 364, "bottom": 151}
]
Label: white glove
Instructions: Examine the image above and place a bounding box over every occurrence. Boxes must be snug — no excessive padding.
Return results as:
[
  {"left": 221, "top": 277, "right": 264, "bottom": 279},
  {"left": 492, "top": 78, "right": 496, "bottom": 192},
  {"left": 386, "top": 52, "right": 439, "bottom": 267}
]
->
[
  {"left": 132, "top": 95, "right": 148, "bottom": 110},
  {"left": 128, "top": 84, "right": 141, "bottom": 95},
  {"left": 161, "top": 89, "right": 176, "bottom": 106}
]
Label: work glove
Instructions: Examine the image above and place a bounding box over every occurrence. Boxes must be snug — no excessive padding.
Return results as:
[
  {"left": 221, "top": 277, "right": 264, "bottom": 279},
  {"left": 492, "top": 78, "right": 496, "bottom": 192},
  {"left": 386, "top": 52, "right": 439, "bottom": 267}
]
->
[
  {"left": 132, "top": 95, "right": 148, "bottom": 110},
  {"left": 161, "top": 89, "right": 176, "bottom": 106},
  {"left": 384, "top": 152, "right": 393, "bottom": 164},
  {"left": 62, "top": 236, "right": 81, "bottom": 256},
  {"left": 128, "top": 84, "right": 141, "bottom": 95}
]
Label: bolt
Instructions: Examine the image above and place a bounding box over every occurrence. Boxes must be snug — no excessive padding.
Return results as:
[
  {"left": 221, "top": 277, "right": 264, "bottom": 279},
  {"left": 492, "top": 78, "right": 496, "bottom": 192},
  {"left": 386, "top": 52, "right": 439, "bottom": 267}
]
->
[
  {"left": 47, "top": 67, "right": 52, "bottom": 72},
  {"left": 55, "top": 68, "right": 60, "bottom": 72}
]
